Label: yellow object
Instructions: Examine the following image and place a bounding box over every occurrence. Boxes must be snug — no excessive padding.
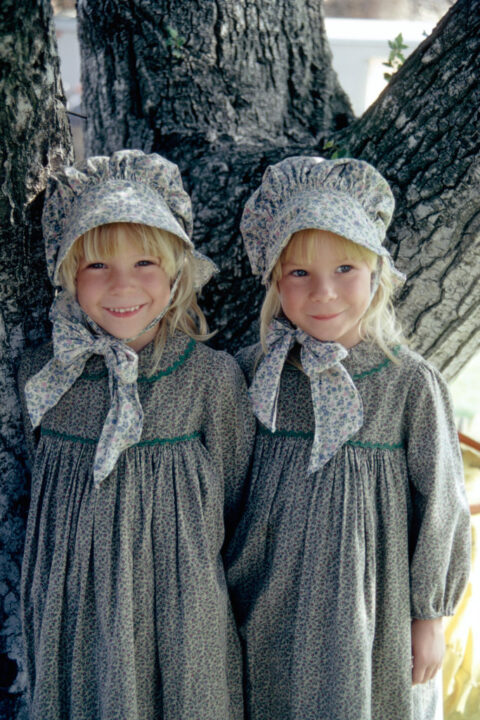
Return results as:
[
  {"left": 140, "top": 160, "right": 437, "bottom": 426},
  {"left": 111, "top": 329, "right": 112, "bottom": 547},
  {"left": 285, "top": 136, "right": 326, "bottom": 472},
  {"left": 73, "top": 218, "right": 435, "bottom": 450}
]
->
[{"left": 443, "top": 446, "right": 480, "bottom": 719}]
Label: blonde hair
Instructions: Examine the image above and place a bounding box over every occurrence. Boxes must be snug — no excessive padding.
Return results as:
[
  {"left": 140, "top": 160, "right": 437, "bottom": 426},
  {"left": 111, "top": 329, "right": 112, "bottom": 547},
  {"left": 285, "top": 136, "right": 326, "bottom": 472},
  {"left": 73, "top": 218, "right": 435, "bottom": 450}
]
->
[
  {"left": 260, "top": 229, "right": 404, "bottom": 360},
  {"left": 58, "top": 222, "right": 211, "bottom": 370}
]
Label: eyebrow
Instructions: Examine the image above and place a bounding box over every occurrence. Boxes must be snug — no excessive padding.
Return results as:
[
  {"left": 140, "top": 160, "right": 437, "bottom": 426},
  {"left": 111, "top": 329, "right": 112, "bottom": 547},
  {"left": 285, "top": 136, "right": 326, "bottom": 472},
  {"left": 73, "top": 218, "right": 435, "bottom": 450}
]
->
[{"left": 282, "top": 259, "right": 308, "bottom": 267}]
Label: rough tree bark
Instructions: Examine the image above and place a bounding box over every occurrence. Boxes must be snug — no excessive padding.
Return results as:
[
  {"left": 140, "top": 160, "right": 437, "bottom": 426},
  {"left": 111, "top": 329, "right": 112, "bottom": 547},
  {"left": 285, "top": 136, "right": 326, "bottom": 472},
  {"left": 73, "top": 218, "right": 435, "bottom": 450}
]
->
[
  {"left": 77, "top": 0, "right": 480, "bottom": 375},
  {"left": 340, "top": 0, "right": 480, "bottom": 378},
  {"left": 0, "top": 1, "right": 72, "bottom": 715},
  {"left": 1, "top": 0, "right": 479, "bottom": 713},
  {"left": 79, "top": 1, "right": 353, "bottom": 150}
]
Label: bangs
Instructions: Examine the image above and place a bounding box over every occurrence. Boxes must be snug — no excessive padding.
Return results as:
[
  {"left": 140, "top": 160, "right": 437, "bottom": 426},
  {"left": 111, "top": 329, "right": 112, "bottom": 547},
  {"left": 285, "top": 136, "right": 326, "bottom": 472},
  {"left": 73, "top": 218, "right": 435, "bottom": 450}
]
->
[
  {"left": 282, "top": 228, "right": 377, "bottom": 270},
  {"left": 262, "top": 227, "right": 404, "bottom": 358},
  {"left": 58, "top": 223, "right": 186, "bottom": 294},
  {"left": 81, "top": 223, "right": 174, "bottom": 263},
  {"left": 55, "top": 223, "right": 211, "bottom": 370}
]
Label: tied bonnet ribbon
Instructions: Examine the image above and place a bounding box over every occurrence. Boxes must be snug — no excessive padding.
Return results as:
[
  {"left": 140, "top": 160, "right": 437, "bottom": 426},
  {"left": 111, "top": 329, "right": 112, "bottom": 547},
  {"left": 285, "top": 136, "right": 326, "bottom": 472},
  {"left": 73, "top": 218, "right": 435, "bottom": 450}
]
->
[
  {"left": 249, "top": 318, "right": 364, "bottom": 474},
  {"left": 24, "top": 291, "right": 143, "bottom": 487}
]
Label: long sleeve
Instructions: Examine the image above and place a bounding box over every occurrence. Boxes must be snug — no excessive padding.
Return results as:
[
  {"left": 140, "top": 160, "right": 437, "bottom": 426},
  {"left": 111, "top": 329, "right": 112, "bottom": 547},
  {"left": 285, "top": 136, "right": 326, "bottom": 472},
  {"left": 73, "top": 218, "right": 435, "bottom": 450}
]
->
[
  {"left": 405, "top": 360, "right": 471, "bottom": 618},
  {"left": 202, "top": 351, "right": 255, "bottom": 539}
]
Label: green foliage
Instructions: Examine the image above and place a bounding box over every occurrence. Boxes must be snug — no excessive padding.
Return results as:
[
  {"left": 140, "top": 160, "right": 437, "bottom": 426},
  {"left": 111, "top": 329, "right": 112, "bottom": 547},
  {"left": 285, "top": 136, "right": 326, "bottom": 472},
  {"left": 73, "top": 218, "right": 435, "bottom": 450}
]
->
[
  {"left": 165, "top": 26, "right": 185, "bottom": 59},
  {"left": 322, "top": 139, "right": 349, "bottom": 159},
  {"left": 383, "top": 33, "right": 408, "bottom": 81}
]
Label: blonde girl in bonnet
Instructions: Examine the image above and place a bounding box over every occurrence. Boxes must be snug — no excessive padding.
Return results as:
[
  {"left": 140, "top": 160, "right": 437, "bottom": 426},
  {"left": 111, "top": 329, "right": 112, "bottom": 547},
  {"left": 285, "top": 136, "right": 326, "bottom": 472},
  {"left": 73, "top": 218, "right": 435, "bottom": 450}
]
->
[
  {"left": 226, "top": 156, "right": 470, "bottom": 720},
  {"left": 17, "top": 150, "right": 254, "bottom": 719}
]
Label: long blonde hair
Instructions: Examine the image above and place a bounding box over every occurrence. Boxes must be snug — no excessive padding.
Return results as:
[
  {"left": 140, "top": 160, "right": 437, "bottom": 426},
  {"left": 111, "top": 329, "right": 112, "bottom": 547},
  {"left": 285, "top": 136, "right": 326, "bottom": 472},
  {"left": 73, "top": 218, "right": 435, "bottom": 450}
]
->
[
  {"left": 58, "top": 222, "right": 211, "bottom": 370},
  {"left": 260, "top": 229, "right": 404, "bottom": 360}
]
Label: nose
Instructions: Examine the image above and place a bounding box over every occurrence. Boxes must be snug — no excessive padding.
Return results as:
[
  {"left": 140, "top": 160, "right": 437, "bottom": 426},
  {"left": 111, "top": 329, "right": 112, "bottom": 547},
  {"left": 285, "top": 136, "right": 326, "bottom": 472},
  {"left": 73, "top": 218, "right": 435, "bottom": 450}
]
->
[
  {"left": 310, "top": 275, "right": 337, "bottom": 301},
  {"left": 109, "top": 266, "right": 134, "bottom": 291}
]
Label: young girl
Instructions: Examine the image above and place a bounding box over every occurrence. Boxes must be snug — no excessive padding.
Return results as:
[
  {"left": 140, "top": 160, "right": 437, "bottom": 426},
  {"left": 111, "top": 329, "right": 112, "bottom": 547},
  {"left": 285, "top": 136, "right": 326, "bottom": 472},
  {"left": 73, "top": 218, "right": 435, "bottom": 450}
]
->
[
  {"left": 17, "top": 149, "right": 254, "bottom": 720},
  {"left": 226, "top": 156, "right": 471, "bottom": 720}
]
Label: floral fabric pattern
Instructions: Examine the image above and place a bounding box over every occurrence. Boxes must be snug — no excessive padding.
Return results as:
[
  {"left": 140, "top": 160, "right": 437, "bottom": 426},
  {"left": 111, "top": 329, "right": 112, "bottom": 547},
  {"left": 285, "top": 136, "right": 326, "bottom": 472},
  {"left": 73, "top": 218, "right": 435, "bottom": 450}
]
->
[
  {"left": 25, "top": 291, "right": 143, "bottom": 487},
  {"left": 250, "top": 318, "right": 363, "bottom": 473},
  {"left": 228, "top": 340, "right": 471, "bottom": 720},
  {"left": 240, "top": 156, "right": 405, "bottom": 285},
  {"left": 18, "top": 333, "right": 255, "bottom": 720},
  {"left": 42, "top": 149, "right": 217, "bottom": 290}
]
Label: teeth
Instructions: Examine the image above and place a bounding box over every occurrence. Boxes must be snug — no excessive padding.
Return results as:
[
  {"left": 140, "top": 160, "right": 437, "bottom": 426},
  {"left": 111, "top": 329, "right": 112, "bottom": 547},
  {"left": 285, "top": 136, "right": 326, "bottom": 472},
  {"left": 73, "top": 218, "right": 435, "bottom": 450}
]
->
[{"left": 107, "top": 306, "right": 141, "bottom": 313}]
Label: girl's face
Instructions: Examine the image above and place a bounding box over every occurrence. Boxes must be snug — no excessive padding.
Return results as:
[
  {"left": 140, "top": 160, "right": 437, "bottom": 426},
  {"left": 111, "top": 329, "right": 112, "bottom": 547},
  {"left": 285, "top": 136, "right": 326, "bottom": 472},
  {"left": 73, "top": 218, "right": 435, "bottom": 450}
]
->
[
  {"left": 277, "top": 230, "right": 372, "bottom": 348},
  {"left": 76, "top": 226, "right": 171, "bottom": 351}
]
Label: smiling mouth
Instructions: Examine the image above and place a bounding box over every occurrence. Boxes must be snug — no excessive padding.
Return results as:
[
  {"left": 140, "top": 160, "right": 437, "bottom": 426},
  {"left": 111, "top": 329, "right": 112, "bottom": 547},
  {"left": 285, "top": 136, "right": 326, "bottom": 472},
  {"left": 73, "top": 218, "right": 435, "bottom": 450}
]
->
[
  {"left": 104, "top": 305, "right": 144, "bottom": 316},
  {"left": 311, "top": 313, "right": 341, "bottom": 320}
]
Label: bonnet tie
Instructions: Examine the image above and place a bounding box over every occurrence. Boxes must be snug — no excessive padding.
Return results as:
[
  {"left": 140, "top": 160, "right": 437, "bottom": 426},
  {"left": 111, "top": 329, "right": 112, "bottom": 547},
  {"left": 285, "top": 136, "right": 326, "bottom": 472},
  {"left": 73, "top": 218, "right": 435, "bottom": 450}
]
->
[
  {"left": 249, "top": 318, "right": 364, "bottom": 474},
  {"left": 24, "top": 292, "right": 143, "bottom": 487}
]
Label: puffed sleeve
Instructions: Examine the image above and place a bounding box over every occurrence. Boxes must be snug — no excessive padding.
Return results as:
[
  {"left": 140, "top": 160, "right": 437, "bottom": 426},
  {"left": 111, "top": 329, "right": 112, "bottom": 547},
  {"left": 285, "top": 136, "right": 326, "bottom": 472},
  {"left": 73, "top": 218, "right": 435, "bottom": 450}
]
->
[
  {"left": 405, "top": 360, "right": 471, "bottom": 619},
  {"left": 202, "top": 351, "right": 255, "bottom": 540}
]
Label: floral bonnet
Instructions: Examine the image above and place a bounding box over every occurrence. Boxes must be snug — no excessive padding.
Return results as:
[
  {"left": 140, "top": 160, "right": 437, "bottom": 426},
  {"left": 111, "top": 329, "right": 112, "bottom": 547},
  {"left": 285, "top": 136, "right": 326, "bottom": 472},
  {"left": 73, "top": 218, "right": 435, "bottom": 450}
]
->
[
  {"left": 42, "top": 149, "right": 217, "bottom": 289},
  {"left": 25, "top": 150, "right": 217, "bottom": 488},
  {"left": 240, "top": 155, "right": 405, "bottom": 286}
]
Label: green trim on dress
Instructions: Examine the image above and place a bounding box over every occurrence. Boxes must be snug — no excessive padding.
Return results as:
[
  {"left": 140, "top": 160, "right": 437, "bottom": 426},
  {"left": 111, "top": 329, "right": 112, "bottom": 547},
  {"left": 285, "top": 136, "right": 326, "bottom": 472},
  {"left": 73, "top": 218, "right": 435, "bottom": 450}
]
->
[
  {"left": 257, "top": 424, "right": 314, "bottom": 440},
  {"left": 258, "top": 425, "right": 403, "bottom": 450},
  {"left": 352, "top": 345, "right": 401, "bottom": 381},
  {"left": 41, "top": 427, "right": 201, "bottom": 447},
  {"left": 346, "top": 439, "right": 403, "bottom": 450},
  {"left": 135, "top": 432, "right": 201, "bottom": 447},
  {"left": 81, "top": 338, "right": 196, "bottom": 381}
]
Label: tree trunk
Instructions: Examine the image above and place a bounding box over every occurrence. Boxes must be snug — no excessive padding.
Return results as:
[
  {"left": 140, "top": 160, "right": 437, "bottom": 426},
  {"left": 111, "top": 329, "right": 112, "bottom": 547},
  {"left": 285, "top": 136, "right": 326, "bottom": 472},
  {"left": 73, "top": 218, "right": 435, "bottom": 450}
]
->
[
  {"left": 339, "top": 0, "right": 480, "bottom": 378},
  {"left": 78, "top": 0, "right": 480, "bottom": 377},
  {"left": 78, "top": 0, "right": 353, "bottom": 153},
  {"left": 1, "top": 0, "right": 478, "bottom": 712},
  {"left": 0, "top": 1, "right": 72, "bottom": 714}
]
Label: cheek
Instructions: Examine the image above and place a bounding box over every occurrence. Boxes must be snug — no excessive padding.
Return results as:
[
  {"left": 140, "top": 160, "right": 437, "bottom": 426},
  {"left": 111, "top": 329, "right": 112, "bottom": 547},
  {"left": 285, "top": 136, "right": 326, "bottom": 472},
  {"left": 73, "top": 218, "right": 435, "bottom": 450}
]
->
[
  {"left": 159, "top": 285, "right": 171, "bottom": 306},
  {"left": 279, "top": 280, "right": 302, "bottom": 305},
  {"left": 146, "top": 273, "right": 172, "bottom": 304},
  {"left": 76, "top": 285, "right": 92, "bottom": 315},
  {"left": 277, "top": 280, "right": 288, "bottom": 309},
  {"left": 156, "top": 274, "right": 172, "bottom": 297},
  {"left": 75, "top": 276, "right": 87, "bottom": 304},
  {"left": 349, "top": 276, "right": 372, "bottom": 311},
  {"left": 75, "top": 274, "right": 102, "bottom": 312},
  {"left": 277, "top": 282, "right": 301, "bottom": 321}
]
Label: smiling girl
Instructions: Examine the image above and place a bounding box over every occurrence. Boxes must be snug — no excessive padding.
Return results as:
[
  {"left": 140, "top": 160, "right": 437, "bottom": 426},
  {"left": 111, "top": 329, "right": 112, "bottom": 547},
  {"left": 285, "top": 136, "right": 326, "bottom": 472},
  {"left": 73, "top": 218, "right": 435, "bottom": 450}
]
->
[
  {"left": 72, "top": 225, "right": 172, "bottom": 350},
  {"left": 273, "top": 229, "right": 374, "bottom": 348},
  {"left": 17, "top": 150, "right": 254, "bottom": 720},
  {"left": 226, "top": 156, "right": 470, "bottom": 720}
]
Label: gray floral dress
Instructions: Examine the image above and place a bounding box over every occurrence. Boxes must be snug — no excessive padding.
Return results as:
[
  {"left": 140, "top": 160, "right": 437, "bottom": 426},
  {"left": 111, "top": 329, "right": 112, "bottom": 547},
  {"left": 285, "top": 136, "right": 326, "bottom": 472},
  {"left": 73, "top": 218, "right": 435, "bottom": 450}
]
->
[
  {"left": 227, "top": 340, "right": 471, "bottom": 720},
  {"left": 18, "top": 332, "right": 255, "bottom": 720}
]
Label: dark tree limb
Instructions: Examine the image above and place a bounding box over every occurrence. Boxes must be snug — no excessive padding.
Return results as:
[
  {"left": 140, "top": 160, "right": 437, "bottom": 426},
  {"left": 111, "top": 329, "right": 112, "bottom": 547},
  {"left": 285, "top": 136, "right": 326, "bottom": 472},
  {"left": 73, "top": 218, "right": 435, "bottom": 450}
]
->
[
  {"left": 1, "top": 0, "right": 478, "bottom": 713},
  {"left": 339, "top": 0, "right": 480, "bottom": 377},
  {"left": 0, "top": 0, "right": 72, "bottom": 714},
  {"left": 77, "top": 0, "right": 480, "bottom": 376},
  {"left": 77, "top": 0, "right": 353, "bottom": 152}
]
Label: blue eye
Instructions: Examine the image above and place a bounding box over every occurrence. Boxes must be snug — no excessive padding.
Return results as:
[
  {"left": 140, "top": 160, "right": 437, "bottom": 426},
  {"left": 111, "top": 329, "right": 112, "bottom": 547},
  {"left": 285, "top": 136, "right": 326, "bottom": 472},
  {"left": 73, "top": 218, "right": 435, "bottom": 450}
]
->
[
  {"left": 136, "top": 259, "right": 159, "bottom": 267},
  {"left": 291, "top": 269, "right": 308, "bottom": 277},
  {"left": 337, "top": 264, "right": 353, "bottom": 274},
  {"left": 88, "top": 262, "right": 106, "bottom": 269}
]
